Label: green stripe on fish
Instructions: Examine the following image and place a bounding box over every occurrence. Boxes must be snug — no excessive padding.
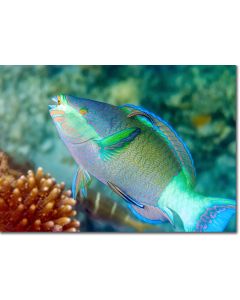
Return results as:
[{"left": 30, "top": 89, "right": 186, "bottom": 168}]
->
[{"left": 96, "top": 127, "right": 141, "bottom": 161}]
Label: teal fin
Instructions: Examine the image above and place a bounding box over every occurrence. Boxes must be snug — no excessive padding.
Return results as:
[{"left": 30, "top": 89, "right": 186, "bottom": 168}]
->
[
  {"left": 72, "top": 166, "right": 91, "bottom": 199},
  {"left": 107, "top": 181, "right": 144, "bottom": 208},
  {"left": 96, "top": 127, "right": 141, "bottom": 161},
  {"left": 122, "top": 104, "right": 196, "bottom": 187},
  {"left": 167, "top": 207, "right": 185, "bottom": 232}
]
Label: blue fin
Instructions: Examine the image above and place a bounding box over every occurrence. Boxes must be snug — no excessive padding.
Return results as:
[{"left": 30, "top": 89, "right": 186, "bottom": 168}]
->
[
  {"left": 121, "top": 104, "right": 196, "bottom": 187},
  {"left": 72, "top": 166, "right": 91, "bottom": 199},
  {"left": 195, "top": 201, "right": 236, "bottom": 232},
  {"left": 96, "top": 127, "right": 141, "bottom": 161},
  {"left": 107, "top": 181, "right": 144, "bottom": 208},
  {"left": 128, "top": 203, "right": 172, "bottom": 225}
]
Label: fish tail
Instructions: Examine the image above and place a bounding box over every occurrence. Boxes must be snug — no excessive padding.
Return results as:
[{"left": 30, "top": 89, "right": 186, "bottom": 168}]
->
[
  {"left": 194, "top": 196, "right": 236, "bottom": 232},
  {"left": 178, "top": 195, "right": 236, "bottom": 232}
]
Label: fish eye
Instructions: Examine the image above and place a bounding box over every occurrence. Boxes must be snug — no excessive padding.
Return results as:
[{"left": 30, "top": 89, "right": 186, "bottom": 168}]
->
[
  {"left": 79, "top": 107, "right": 88, "bottom": 116},
  {"left": 57, "top": 95, "right": 61, "bottom": 105}
]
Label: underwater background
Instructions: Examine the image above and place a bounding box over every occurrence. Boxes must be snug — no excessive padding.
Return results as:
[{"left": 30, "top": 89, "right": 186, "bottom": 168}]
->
[{"left": 0, "top": 65, "right": 236, "bottom": 232}]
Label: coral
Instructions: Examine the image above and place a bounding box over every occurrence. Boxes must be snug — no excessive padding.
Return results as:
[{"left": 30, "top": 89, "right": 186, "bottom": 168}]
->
[
  {"left": 0, "top": 153, "right": 80, "bottom": 232},
  {"left": 0, "top": 150, "right": 33, "bottom": 179}
]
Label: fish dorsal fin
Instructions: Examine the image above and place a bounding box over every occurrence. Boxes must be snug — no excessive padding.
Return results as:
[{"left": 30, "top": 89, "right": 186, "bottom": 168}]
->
[
  {"left": 72, "top": 166, "right": 91, "bottom": 199},
  {"left": 122, "top": 104, "right": 196, "bottom": 187}
]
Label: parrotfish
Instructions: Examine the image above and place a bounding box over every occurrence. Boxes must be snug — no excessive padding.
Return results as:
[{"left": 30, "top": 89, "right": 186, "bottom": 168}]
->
[{"left": 49, "top": 94, "right": 236, "bottom": 232}]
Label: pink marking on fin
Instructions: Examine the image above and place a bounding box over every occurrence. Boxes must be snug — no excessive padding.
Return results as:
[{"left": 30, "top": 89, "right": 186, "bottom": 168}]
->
[
  {"left": 54, "top": 116, "right": 64, "bottom": 122},
  {"left": 131, "top": 204, "right": 171, "bottom": 223},
  {"left": 50, "top": 110, "right": 65, "bottom": 116}
]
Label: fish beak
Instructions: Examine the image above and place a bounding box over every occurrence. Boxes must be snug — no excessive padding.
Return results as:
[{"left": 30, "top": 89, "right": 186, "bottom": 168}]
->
[
  {"left": 49, "top": 96, "right": 58, "bottom": 111},
  {"left": 51, "top": 96, "right": 58, "bottom": 103},
  {"left": 48, "top": 104, "right": 56, "bottom": 110}
]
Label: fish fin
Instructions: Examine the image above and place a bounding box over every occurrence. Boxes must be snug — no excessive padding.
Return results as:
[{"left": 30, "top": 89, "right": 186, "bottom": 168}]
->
[
  {"left": 107, "top": 181, "right": 144, "bottom": 208},
  {"left": 195, "top": 198, "right": 236, "bottom": 232},
  {"left": 72, "top": 166, "right": 91, "bottom": 199},
  {"left": 122, "top": 104, "right": 196, "bottom": 187},
  {"left": 127, "top": 110, "right": 155, "bottom": 125},
  {"left": 128, "top": 203, "right": 172, "bottom": 224},
  {"left": 167, "top": 207, "right": 185, "bottom": 232},
  {"left": 96, "top": 127, "right": 141, "bottom": 161}
]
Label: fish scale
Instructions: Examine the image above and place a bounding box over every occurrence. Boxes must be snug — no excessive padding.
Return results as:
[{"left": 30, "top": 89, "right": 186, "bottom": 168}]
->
[{"left": 103, "top": 125, "right": 181, "bottom": 205}]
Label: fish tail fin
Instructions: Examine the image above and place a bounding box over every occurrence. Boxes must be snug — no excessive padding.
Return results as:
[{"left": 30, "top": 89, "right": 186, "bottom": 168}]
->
[{"left": 192, "top": 197, "right": 236, "bottom": 232}]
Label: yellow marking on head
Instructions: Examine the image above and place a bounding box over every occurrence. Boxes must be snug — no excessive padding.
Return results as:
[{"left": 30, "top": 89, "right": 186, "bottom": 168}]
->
[
  {"left": 57, "top": 95, "right": 61, "bottom": 105},
  {"left": 79, "top": 107, "right": 88, "bottom": 116}
]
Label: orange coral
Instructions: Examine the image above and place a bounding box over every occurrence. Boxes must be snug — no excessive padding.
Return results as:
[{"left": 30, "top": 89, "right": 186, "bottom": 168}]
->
[
  {"left": 0, "top": 154, "right": 80, "bottom": 232},
  {"left": 0, "top": 152, "right": 21, "bottom": 180}
]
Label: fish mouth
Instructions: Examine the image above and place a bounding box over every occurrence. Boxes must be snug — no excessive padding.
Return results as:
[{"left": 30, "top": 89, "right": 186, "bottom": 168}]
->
[
  {"left": 48, "top": 96, "right": 59, "bottom": 111},
  {"left": 48, "top": 104, "right": 56, "bottom": 110},
  {"left": 51, "top": 96, "right": 58, "bottom": 103}
]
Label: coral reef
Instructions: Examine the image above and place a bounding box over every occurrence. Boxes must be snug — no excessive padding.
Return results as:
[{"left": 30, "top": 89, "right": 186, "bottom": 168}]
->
[
  {"left": 0, "top": 152, "right": 80, "bottom": 232},
  {"left": 0, "top": 151, "right": 22, "bottom": 180}
]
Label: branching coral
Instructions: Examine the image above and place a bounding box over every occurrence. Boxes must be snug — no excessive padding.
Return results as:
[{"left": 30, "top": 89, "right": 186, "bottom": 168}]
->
[
  {"left": 0, "top": 152, "right": 17, "bottom": 177},
  {"left": 0, "top": 153, "right": 80, "bottom": 232}
]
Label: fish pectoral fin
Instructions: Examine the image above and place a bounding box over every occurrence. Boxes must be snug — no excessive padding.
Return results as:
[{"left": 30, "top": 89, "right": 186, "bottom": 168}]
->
[
  {"left": 107, "top": 181, "right": 144, "bottom": 208},
  {"left": 128, "top": 203, "right": 172, "bottom": 224},
  {"left": 166, "top": 207, "right": 185, "bottom": 232},
  {"left": 72, "top": 166, "right": 91, "bottom": 199},
  {"left": 96, "top": 127, "right": 141, "bottom": 161}
]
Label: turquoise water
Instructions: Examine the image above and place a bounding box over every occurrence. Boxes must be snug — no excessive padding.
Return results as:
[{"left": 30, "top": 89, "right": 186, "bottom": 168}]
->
[{"left": 0, "top": 65, "right": 236, "bottom": 231}]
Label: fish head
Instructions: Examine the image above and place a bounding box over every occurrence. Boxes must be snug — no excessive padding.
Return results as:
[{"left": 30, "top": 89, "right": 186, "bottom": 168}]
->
[
  {"left": 52, "top": 94, "right": 128, "bottom": 134},
  {"left": 49, "top": 94, "right": 101, "bottom": 145},
  {"left": 49, "top": 94, "right": 125, "bottom": 146}
]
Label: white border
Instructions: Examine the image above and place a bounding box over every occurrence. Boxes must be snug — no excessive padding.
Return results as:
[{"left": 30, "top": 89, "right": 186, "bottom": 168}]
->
[{"left": 0, "top": 1, "right": 239, "bottom": 300}]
